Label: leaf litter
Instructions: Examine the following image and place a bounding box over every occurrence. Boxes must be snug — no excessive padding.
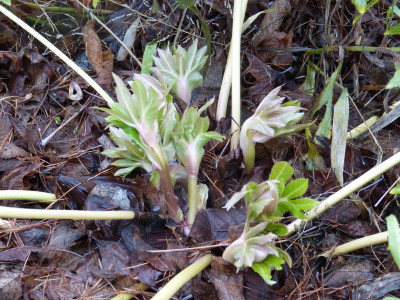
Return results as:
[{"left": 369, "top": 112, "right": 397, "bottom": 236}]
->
[{"left": 1, "top": 0, "right": 400, "bottom": 299}]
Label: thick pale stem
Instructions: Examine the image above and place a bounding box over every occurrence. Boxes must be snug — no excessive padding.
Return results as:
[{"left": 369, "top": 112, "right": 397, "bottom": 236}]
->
[
  {"left": 230, "top": 0, "right": 248, "bottom": 150},
  {"left": 0, "top": 206, "right": 134, "bottom": 220},
  {"left": 216, "top": 50, "right": 232, "bottom": 121},
  {"left": 286, "top": 151, "right": 400, "bottom": 236},
  {"left": 151, "top": 254, "right": 213, "bottom": 300},
  {"left": 217, "top": 0, "right": 248, "bottom": 122},
  {"left": 0, "top": 5, "right": 115, "bottom": 106},
  {"left": 320, "top": 231, "right": 388, "bottom": 258},
  {"left": 154, "top": 146, "right": 180, "bottom": 221},
  {"left": 187, "top": 175, "right": 198, "bottom": 225},
  {"left": 244, "top": 141, "right": 255, "bottom": 174},
  {"left": 0, "top": 190, "right": 56, "bottom": 203}
]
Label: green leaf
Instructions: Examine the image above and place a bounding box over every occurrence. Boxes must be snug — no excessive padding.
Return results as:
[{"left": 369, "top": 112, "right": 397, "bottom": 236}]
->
[
  {"left": 331, "top": 88, "right": 349, "bottom": 186},
  {"left": 251, "top": 261, "right": 273, "bottom": 285},
  {"left": 265, "top": 224, "right": 288, "bottom": 236},
  {"left": 288, "top": 198, "right": 319, "bottom": 210},
  {"left": 352, "top": 0, "right": 368, "bottom": 14},
  {"left": 252, "top": 252, "right": 287, "bottom": 285},
  {"left": 264, "top": 252, "right": 286, "bottom": 271},
  {"left": 385, "top": 23, "right": 400, "bottom": 35},
  {"left": 281, "top": 178, "right": 308, "bottom": 199},
  {"left": 315, "top": 99, "right": 332, "bottom": 141},
  {"left": 386, "top": 215, "right": 400, "bottom": 269},
  {"left": 92, "top": 0, "right": 99, "bottom": 8},
  {"left": 353, "top": 14, "right": 362, "bottom": 24},
  {"left": 0, "top": 0, "right": 11, "bottom": 4},
  {"left": 275, "top": 201, "right": 308, "bottom": 219},
  {"left": 301, "top": 63, "right": 316, "bottom": 95},
  {"left": 269, "top": 161, "right": 294, "bottom": 194},
  {"left": 393, "top": 6, "right": 400, "bottom": 18},
  {"left": 176, "top": 0, "right": 195, "bottom": 9},
  {"left": 114, "top": 167, "right": 136, "bottom": 177},
  {"left": 390, "top": 184, "right": 400, "bottom": 194},
  {"left": 386, "top": 67, "right": 400, "bottom": 89},
  {"left": 142, "top": 42, "right": 158, "bottom": 75},
  {"left": 242, "top": 10, "right": 266, "bottom": 32},
  {"left": 311, "top": 62, "right": 342, "bottom": 117}
]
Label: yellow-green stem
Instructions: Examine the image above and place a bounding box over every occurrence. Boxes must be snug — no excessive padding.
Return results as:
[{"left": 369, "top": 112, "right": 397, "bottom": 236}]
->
[
  {"left": 151, "top": 254, "right": 213, "bottom": 300},
  {"left": 0, "top": 5, "right": 115, "bottom": 106},
  {"left": 110, "top": 283, "right": 148, "bottom": 300},
  {"left": 187, "top": 175, "right": 198, "bottom": 225},
  {"left": 0, "top": 190, "right": 56, "bottom": 203},
  {"left": 347, "top": 100, "right": 400, "bottom": 139},
  {"left": 321, "top": 231, "right": 388, "bottom": 257},
  {"left": 244, "top": 141, "right": 255, "bottom": 174},
  {"left": 306, "top": 45, "right": 400, "bottom": 55},
  {"left": 286, "top": 151, "right": 400, "bottom": 235},
  {"left": 0, "top": 206, "right": 134, "bottom": 220}
]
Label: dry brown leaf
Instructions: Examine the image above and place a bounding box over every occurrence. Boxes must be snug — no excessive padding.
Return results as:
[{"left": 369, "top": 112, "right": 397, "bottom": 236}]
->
[
  {"left": 82, "top": 20, "right": 114, "bottom": 85},
  {"left": 82, "top": 20, "right": 103, "bottom": 75},
  {"left": 96, "top": 49, "right": 114, "bottom": 86},
  {"left": 253, "top": 0, "right": 291, "bottom": 46},
  {"left": 0, "top": 141, "right": 29, "bottom": 159},
  {"left": 259, "top": 30, "right": 294, "bottom": 66}
]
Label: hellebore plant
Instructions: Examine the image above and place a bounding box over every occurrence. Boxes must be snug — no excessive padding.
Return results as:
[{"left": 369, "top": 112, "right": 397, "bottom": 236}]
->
[
  {"left": 101, "top": 42, "right": 223, "bottom": 226},
  {"left": 240, "top": 87, "right": 308, "bottom": 174},
  {"left": 223, "top": 161, "right": 318, "bottom": 283},
  {"left": 174, "top": 99, "right": 224, "bottom": 225},
  {"left": 100, "top": 74, "right": 181, "bottom": 221},
  {"left": 151, "top": 40, "right": 207, "bottom": 105}
]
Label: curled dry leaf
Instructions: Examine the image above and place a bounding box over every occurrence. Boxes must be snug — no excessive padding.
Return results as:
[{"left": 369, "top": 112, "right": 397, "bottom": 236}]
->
[
  {"left": 68, "top": 81, "right": 83, "bottom": 101},
  {"left": 83, "top": 20, "right": 103, "bottom": 75}
]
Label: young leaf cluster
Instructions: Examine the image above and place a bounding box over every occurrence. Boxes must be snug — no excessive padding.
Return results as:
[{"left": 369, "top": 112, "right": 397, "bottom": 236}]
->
[
  {"left": 222, "top": 161, "right": 318, "bottom": 283},
  {"left": 100, "top": 41, "right": 222, "bottom": 224},
  {"left": 151, "top": 40, "right": 207, "bottom": 105},
  {"left": 240, "top": 86, "right": 309, "bottom": 173}
]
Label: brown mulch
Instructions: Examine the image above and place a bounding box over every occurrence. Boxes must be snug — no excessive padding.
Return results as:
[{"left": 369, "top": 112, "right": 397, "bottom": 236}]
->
[{"left": 0, "top": 0, "right": 399, "bottom": 299}]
